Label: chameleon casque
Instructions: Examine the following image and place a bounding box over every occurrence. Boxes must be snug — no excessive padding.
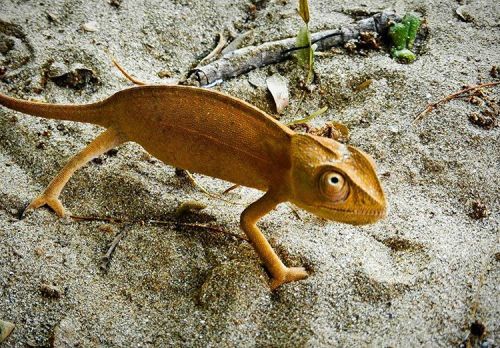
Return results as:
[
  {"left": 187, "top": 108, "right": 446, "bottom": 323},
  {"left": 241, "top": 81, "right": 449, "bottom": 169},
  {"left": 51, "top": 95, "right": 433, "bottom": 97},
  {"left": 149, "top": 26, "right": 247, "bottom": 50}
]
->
[{"left": 0, "top": 84, "right": 387, "bottom": 289}]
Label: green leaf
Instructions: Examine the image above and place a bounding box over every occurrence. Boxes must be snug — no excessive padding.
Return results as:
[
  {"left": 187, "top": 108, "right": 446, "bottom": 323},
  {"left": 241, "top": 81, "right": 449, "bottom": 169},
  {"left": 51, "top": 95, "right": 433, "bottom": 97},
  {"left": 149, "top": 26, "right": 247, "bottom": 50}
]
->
[
  {"left": 388, "top": 23, "right": 408, "bottom": 51},
  {"left": 403, "top": 13, "right": 421, "bottom": 49},
  {"left": 295, "top": 25, "right": 311, "bottom": 67}
]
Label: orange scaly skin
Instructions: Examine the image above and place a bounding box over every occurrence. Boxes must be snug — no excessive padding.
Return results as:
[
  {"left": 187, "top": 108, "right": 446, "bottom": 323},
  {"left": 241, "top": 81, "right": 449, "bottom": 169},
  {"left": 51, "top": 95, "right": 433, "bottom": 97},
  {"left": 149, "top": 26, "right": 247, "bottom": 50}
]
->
[{"left": 0, "top": 85, "right": 387, "bottom": 289}]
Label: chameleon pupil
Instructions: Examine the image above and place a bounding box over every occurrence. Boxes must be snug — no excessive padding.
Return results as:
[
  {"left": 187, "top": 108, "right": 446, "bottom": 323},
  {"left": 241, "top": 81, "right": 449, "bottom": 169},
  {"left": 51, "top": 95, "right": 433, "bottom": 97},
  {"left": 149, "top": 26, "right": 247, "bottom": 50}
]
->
[{"left": 330, "top": 176, "right": 339, "bottom": 184}]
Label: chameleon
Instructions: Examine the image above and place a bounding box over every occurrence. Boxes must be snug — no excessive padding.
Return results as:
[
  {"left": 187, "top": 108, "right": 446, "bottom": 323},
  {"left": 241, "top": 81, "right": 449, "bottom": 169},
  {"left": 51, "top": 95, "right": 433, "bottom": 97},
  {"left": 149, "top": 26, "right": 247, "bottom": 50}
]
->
[{"left": 0, "top": 84, "right": 386, "bottom": 290}]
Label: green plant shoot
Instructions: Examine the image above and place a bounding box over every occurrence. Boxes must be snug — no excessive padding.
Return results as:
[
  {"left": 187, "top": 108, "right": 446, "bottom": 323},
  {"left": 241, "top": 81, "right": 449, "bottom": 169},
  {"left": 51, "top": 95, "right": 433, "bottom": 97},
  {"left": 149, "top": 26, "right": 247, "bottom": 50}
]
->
[
  {"left": 287, "top": 106, "right": 328, "bottom": 126},
  {"left": 295, "top": 0, "right": 314, "bottom": 84},
  {"left": 389, "top": 12, "right": 422, "bottom": 63}
]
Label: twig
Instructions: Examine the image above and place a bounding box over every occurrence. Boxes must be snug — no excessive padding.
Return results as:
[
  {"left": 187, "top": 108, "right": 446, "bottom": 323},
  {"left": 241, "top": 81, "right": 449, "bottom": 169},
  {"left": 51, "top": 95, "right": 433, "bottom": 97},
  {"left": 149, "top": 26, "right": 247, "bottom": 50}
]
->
[
  {"left": 188, "top": 12, "right": 398, "bottom": 86},
  {"left": 198, "top": 30, "right": 227, "bottom": 66},
  {"left": 288, "top": 204, "right": 302, "bottom": 221},
  {"left": 414, "top": 81, "right": 500, "bottom": 123},
  {"left": 109, "top": 54, "right": 148, "bottom": 85},
  {"left": 100, "top": 228, "right": 128, "bottom": 271},
  {"left": 222, "top": 184, "right": 240, "bottom": 195},
  {"left": 71, "top": 214, "right": 125, "bottom": 223},
  {"left": 69, "top": 214, "right": 248, "bottom": 242}
]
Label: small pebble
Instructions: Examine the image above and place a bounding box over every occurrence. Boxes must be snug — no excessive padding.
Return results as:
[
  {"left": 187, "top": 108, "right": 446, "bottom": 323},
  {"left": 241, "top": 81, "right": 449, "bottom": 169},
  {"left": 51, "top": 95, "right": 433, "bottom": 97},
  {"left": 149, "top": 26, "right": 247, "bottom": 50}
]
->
[
  {"left": 388, "top": 125, "right": 399, "bottom": 134},
  {"left": 40, "top": 283, "right": 62, "bottom": 298},
  {"left": 469, "top": 200, "right": 490, "bottom": 220},
  {"left": 34, "top": 247, "right": 45, "bottom": 256},
  {"left": 82, "top": 21, "right": 99, "bottom": 32}
]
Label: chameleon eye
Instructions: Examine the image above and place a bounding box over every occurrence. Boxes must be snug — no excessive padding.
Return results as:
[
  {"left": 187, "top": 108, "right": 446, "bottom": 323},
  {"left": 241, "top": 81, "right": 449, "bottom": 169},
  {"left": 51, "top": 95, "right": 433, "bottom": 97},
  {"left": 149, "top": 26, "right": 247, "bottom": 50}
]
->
[{"left": 320, "top": 171, "right": 349, "bottom": 201}]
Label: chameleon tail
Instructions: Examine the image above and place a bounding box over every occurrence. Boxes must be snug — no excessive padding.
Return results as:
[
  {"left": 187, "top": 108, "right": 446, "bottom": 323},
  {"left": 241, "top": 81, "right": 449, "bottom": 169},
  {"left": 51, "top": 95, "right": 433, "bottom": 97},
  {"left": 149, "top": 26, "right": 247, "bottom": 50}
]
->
[{"left": 0, "top": 92, "right": 110, "bottom": 128}]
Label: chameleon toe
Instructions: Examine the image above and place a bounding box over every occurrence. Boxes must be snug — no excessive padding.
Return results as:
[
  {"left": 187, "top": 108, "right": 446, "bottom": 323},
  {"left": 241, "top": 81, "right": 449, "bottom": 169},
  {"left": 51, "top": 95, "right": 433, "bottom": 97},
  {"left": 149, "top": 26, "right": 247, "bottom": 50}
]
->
[{"left": 26, "top": 195, "right": 66, "bottom": 217}]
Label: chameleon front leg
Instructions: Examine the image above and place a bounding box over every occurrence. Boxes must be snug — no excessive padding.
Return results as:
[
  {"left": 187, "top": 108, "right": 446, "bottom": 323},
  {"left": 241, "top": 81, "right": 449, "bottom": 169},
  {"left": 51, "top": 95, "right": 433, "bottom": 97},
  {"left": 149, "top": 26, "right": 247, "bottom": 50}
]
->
[
  {"left": 23, "top": 128, "right": 125, "bottom": 217},
  {"left": 240, "top": 190, "right": 309, "bottom": 290}
]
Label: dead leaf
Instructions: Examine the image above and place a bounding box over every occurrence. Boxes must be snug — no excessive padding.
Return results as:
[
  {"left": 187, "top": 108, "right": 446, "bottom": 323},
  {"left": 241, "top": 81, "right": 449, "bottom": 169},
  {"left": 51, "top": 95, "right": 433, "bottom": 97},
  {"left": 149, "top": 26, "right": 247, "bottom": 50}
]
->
[
  {"left": 266, "top": 74, "right": 289, "bottom": 114},
  {"left": 298, "top": 0, "right": 310, "bottom": 24},
  {"left": 0, "top": 320, "right": 15, "bottom": 342}
]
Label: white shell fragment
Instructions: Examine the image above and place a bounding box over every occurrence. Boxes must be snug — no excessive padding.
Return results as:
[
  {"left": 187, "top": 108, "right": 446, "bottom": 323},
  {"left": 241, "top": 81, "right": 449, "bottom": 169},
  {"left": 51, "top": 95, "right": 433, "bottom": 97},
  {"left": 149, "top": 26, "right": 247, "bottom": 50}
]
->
[
  {"left": 0, "top": 320, "right": 15, "bottom": 343},
  {"left": 266, "top": 73, "right": 289, "bottom": 114},
  {"left": 82, "top": 21, "right": 99, "bottom": 32}
]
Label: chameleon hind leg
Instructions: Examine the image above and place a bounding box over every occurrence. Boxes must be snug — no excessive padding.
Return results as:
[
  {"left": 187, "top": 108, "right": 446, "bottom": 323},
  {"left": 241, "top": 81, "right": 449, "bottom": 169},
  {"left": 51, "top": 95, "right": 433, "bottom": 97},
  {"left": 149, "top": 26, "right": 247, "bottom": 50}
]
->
[
  {"left": 240, "top": 190, "right": 309, "bottom": 290},
  {"left": 23, "top": 128, "right": 125, "bottom": 217}
]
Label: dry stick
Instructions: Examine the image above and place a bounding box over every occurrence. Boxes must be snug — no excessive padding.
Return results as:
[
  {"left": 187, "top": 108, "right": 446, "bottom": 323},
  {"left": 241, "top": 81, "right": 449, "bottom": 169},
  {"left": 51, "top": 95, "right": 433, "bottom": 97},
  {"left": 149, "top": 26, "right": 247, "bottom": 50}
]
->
[
  {"left": 71, "top": 214, "right": 124, "bottom": 223},
  {"left": 100, "top": 228, "right": 128, "bottom": 271},
  {"left": 189, "top": 11, "right": 399, "bottom": 86},
  {"left": 222, "top": 184, "right": 239, "bottom": 195},
  {"left": 414, "top": 81, "right": 500, "bottom": 123},
  {"left": 70, "top": 214, "right": 248, "bottom": 242},
  {"left": 197, "top": 30, "right": 227, "bottom": 66}
]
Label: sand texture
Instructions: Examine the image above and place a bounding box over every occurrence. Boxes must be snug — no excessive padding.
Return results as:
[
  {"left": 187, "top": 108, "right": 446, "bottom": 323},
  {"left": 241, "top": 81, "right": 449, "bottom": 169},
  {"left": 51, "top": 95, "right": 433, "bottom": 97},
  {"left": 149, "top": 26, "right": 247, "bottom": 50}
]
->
[{"left": 0, "top": 0, "right": 499, "bottom": 346}]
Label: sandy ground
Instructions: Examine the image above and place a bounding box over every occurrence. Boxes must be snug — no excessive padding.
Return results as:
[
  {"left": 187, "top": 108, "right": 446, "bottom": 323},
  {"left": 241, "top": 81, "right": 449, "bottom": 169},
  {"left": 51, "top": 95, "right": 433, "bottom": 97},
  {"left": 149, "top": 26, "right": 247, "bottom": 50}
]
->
[{"left": 0, "top": 0, "right": 499, "bottom": 347}]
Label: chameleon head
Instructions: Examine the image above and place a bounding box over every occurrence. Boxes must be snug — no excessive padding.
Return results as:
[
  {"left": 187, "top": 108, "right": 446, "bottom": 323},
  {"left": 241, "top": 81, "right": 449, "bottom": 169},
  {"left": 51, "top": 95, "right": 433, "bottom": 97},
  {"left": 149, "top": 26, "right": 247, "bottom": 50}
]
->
[{"left": 288, "top": 134, "right": 387, "bottom": 225}]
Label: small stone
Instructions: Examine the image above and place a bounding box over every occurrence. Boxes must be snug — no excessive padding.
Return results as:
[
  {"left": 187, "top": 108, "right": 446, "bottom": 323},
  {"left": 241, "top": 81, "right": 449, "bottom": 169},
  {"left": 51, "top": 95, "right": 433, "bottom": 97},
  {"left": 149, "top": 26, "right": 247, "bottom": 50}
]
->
[
  {"left": 490, "top": 66, "right": 498, "bottom": 78},
  {"left": 109, "top": 0, "right": 122, "bottom": 7},
  {"left": 92, "top": 157, "right": 104, "bottom": 165},
  {"left": 469, "top": 112, "right": 497, "bottom": 130},
  {"left": 456, "top": 5, "right": 474, "bottom": 22},
  {"left": 82, "top": 21, "right": 99, "bottom": 32},
  {"left": 388, "top": 125, "right": 399, "bottom": 134},
  {"left": 34, "top": 247, "right": 45, "bottom": 256},
  {"left": 157, "top": 70, "right": 173, "bottom": 78},
  {"left": 344, "top": 39, "right": 357, "bottom": 53},
  {"left": 36, "top": 142, "right": 46, "bottom": 150},
  {"left": 46, "top": 12, "right": 60, "bottom": 23},
  {"left": 40, "top": 283, "right": 62, "bottom": 298},
  {"left": 469, "top": 200, "right": 490, "bottom": 220},
  {"left": 48, "top": 62, "right": 99, "bottom": 90}
]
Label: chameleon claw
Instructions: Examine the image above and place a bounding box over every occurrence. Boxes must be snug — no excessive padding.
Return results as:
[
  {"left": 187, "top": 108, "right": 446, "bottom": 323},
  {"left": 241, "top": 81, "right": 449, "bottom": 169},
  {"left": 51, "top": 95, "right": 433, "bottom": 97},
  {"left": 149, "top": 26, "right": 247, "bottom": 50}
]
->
[
  {"left": 270, "top": 266, "right": 309, "bottom": 290},
  {"left": 23, "top": 194, "right": 66, "bottom": 218}
]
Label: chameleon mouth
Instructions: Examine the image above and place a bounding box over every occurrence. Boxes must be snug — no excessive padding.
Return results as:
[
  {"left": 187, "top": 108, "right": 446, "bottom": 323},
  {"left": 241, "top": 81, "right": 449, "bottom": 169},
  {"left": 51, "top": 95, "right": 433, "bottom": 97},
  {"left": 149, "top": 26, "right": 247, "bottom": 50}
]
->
[{"left": 315, "top": 205, "right": 387, "bottom": 224}]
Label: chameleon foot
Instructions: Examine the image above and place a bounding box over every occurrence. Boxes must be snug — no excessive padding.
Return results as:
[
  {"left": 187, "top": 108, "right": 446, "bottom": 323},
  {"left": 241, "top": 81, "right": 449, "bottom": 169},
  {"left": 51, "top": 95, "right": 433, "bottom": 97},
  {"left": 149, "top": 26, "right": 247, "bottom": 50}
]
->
[
  {"left": 23, "top": 194, "right": 66, "bottom": 218},
  {"left": 270, "top": 266, "right": 309, "bottom": 290}
]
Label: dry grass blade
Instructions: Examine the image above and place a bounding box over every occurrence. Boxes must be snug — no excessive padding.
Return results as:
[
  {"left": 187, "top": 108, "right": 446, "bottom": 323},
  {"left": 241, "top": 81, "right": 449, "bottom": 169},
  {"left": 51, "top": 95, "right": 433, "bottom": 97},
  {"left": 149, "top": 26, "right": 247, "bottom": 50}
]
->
[{"left": 287, "top": 106, "right": 328, "bottom": 126}]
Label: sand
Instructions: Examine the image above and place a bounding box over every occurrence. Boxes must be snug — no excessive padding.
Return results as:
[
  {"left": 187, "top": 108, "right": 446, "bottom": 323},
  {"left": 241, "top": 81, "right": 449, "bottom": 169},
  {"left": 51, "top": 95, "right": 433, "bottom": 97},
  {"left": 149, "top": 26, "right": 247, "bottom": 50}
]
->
[{"left": 0, "top": 0, "right": 498, "bottom": 346}]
